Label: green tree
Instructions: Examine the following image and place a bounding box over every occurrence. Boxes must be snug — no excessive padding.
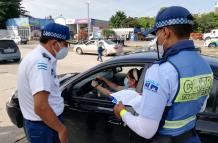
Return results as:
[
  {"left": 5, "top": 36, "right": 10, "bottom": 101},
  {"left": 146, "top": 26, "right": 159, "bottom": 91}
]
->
[
  {"left": 193, "top": 13, "right": 218, "bottom": 33},
  {"left": 137, "top": 17, "right": 155, "bottom": 29},
  {"left": 101, "top": 29, "right": 116, "bottom": 39},
  {"left": 109, "top": 11, "right": 127, "bottom": 28},
  {"left": 121, "top": 17, "right": 140, "bottom": 28},
  {"left": 137, "top": 17, "right": 149, "bottom": 28},
  {"left": 0, "top": 0, "right": 27, "bottom": 28}
]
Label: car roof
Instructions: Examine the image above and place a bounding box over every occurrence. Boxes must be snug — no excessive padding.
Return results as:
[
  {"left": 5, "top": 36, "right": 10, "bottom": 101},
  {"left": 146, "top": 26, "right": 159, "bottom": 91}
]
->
[
  {"left": 0, "top": 39, "right": 14, "bottom": 42},
  {"left": 100, "top": 52, "right": 218, "bottom": 76},
  {"left": 103, "top": 52, "right": 158, "bottom": 64},
  {"left": 202, "top": 55, "right": 218, "bottom": 77}
]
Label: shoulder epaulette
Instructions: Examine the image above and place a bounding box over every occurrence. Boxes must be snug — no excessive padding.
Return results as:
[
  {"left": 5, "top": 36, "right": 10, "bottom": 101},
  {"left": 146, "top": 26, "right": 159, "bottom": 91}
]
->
[{"left": 42, "top": 53, "right": 51, "bottom": 61}]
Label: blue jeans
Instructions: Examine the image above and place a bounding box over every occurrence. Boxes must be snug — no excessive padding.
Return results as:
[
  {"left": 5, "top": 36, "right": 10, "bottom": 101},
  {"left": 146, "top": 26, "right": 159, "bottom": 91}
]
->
[
  {"left": 97, "top": 52, "right": 103, "bottom": 62},
  {"left": 24, "top": 115, "right": 63, "bottom": 143}
]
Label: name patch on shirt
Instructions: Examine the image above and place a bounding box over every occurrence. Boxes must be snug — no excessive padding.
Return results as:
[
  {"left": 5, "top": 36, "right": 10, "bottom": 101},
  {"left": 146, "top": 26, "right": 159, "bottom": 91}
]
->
[
  {"left": 37, "top": 62, "right": 48, "bottom": 70},
  {"left": 144, "top": 80, "right": 159, "bottom": 92}
]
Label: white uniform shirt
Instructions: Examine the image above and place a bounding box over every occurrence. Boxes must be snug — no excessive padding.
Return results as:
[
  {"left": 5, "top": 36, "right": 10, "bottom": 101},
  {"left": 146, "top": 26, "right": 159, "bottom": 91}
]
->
[
  {"left": 139, "top": 62, "right": 179, "bottom": 121},
  {"left": 17, "top": 44, "right": 64, "bottom": 121}
]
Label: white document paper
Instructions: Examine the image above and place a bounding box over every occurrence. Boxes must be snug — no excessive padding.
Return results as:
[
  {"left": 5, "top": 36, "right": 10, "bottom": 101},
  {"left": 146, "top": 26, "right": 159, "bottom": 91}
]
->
[{"left": 111, "top": 89, "right": 142, "bottom": 113}]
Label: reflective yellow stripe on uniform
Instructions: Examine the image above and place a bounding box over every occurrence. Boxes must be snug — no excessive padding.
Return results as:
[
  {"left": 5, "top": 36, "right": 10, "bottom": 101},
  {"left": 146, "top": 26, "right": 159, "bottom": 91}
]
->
[
  {"left": 163, "top": 116, "right": 196, "bottom": 129},
  {"left": 175, "top": 73, "right": 213, "bottom": 103}
]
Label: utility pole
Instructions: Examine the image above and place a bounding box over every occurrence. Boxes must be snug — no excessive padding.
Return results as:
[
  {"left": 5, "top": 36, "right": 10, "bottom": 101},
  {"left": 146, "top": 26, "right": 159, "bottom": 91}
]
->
[{"left": 87, "top": 1, "right": 91, "bottom": 40}]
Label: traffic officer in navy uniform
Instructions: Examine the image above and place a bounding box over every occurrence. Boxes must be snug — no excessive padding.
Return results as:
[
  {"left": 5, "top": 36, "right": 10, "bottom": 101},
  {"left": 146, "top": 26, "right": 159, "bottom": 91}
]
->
[
  {"left": 17, "top": 23, "right": 71, "bottom": 143},
  {"left": 114, "top": 6, "right": 213, "bottom": 143}
]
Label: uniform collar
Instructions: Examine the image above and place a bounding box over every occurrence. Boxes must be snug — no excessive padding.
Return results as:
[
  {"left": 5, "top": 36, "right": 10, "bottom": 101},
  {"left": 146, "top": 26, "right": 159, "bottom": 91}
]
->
[
  {"left": 162, "top": 40, "right": 195, "bottom": 58},
  {"left": 155, "top": 40, "right": 196, "bottom": 64},
  {"left": 37, "top": 44, "right": 57, "bottom": 63}
]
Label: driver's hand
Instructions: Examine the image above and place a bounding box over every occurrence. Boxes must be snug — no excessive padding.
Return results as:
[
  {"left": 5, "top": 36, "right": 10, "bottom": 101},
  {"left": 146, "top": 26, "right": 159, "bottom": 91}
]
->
[{"left": 91, "top": 80, "right": 98, "bottom": 88}]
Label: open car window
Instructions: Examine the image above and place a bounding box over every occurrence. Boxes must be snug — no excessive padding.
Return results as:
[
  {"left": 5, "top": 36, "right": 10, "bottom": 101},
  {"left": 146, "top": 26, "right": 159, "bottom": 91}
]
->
[
  {"left": 86, "top": 41, "right": 95, "bottom": 45},
  {"left": 205, "top": 77, "right": 218, "bottom": 113},
  {"left": 70, "top": 65, "right": 145, "bottom": 102},
  {"left": 71, "top": 68, "right": 114, "bottom": 100}
]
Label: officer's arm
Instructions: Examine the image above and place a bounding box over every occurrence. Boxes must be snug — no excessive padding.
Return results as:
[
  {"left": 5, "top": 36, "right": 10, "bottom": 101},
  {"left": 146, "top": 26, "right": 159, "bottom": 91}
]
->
[
  {"left": 34, "top": 91, "right": 66, "bottom": 133},
  {"left": 122, "top": 113, "right": 159, "bottom": 139},
  {"left": 120, "top": 63, "right": 178, "bottom": 139}
]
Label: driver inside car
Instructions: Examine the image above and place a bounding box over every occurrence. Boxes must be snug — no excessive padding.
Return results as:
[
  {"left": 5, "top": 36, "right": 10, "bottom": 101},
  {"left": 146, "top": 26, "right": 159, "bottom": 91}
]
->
[{"left": 91, "top": 68, "right": 142, "bottom": 96}]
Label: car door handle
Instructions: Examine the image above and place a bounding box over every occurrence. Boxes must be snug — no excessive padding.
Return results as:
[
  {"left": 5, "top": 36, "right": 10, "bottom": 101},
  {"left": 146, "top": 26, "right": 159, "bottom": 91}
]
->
[{"left": 108, "top": 119, "right": 123, "bottom": 126}]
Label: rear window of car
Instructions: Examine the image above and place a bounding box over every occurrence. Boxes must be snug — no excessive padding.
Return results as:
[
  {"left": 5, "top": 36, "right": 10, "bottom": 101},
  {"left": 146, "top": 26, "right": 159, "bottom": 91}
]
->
[
  {"left": 0, "top": 40, "right": 17, "bottom": 49},
  {"left": 104, "top": 40, "right": 116, "bottom": 45}
]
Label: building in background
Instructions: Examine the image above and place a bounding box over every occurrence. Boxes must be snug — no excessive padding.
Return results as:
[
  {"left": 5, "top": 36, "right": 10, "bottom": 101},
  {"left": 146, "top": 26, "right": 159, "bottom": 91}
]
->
[
  {"left": 6, "top": 17, "right": 54, "bottom": 40},
  {"left": 55, "top": 16, "right": 108, "bottom": 39}
]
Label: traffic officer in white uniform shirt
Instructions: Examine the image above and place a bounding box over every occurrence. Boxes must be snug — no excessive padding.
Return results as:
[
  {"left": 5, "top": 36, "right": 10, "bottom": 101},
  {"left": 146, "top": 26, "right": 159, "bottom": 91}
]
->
[
  {"left": 17, "top": 23, "right": 71, "bottom": 143},
  {"left": 114, "top": 6, "right": 213, "bottom": 143}
]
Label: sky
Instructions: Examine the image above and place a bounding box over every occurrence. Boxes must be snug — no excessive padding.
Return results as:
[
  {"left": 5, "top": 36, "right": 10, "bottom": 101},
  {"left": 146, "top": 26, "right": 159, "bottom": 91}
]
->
[{"left": 21, "top": 0, "right": 218, "bottom": 20}]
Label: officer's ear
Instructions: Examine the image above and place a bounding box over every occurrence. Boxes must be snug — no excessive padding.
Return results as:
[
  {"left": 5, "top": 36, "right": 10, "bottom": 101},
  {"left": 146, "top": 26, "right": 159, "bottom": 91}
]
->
[{"left": 163, "top": 27, "right": 170, "bottom": 39}]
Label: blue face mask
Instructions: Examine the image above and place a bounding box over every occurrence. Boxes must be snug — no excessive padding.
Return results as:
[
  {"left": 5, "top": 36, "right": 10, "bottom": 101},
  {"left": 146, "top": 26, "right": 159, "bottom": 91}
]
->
[
  {"left": 55, "top": 43, "right": 69, "bottom": 60},
  {"left": 123, "top": 77, "right": 128, "bottom": 89}
]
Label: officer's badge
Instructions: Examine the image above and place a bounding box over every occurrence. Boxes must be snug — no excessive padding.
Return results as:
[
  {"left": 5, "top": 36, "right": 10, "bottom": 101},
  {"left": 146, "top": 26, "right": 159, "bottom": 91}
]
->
[{"left": 144, "top": 80, "right": 159, "bottom": 92}]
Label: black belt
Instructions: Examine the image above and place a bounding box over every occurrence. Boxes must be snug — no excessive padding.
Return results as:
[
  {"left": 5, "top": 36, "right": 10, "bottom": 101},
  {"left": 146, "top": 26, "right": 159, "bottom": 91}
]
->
[{"left": 152, "top": 129, "right": 197, "bottom": 143}]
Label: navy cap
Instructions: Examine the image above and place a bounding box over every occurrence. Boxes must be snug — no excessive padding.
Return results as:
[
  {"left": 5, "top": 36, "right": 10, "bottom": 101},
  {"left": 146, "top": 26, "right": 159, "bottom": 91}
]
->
[
  {"left": 150, "top": 6, "right": 194, "bottom": 34},
  {"left": 42, "top": 23, "right": 70, "bottom": 42}
]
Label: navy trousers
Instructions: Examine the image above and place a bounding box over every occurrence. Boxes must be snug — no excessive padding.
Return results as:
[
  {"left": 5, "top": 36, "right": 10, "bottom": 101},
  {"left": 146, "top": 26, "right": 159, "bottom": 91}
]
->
[
  {"left": 24, "top": 115, "right": 63, "bottom": 143},
  {"left": 152, "top": 129, "right": 201, "bottom": 143}
]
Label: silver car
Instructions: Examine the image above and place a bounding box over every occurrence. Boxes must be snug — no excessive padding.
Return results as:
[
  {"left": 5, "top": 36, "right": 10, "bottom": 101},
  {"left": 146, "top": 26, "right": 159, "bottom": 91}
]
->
[
  {"left": 0, "top": 40, "right": 21, "bottom": 62},
  {"left": 74, "top": 40, "right": 123, "bottom": 56}
]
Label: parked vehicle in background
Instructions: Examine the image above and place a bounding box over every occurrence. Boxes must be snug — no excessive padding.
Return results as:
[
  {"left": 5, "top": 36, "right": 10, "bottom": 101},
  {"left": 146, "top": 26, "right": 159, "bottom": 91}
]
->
[
  {"left": 1, "top": 35, "right": 21, "bottom": 45},
  {"left": 20, "top": 37, "right": 28, "bottom": 44},
  {"left": 207, "top": 41, "right": 218, "bottom": 48},
  {"left": 190, "top": 32, "right": 203, "bottom": 40},
  {"left": 0, "top": 40, "right": 21, "bottom": 62},
  {"left": 144, "top": 34, "right": 156, "bottom": 41},
  {"left": 203, "top": 29, "right": 218, "bottom": 40},
  {"left": 110, "top": 39, "right": 125, "bottom": 46},
  {"left": 204, "top": 38, "right": 218, "bottom": 47},
  {"left": 74, "top": 40, "right": 123, "bottom": 56}
]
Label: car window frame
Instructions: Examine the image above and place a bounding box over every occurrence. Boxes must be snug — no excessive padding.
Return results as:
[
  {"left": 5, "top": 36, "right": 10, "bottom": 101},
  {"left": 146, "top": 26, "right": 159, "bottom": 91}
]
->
[
  {"left": 212, "top": 76, "right": 218, "bottom": 113},
  {"left": 63, "top": 62, "right": 152, "bottom": 107}
]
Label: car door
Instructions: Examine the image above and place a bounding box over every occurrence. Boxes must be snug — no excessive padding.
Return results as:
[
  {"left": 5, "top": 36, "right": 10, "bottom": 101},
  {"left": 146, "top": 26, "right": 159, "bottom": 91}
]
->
[
  {"left": 63, "top": 68, "right": 132, "bottom": 143},
  {"left": 84, "top": 41, "right": 97, "bottom": 54},
  {"left": 196, "top": 75, "right": 218, "bottom": 143}
]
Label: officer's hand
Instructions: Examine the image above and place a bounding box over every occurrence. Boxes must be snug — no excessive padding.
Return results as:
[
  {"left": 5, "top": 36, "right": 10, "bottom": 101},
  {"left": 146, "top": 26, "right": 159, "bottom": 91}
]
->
[
  {"left": 113, "top": 101, "right": 125, "bottom": 119},
  {"left": 58, "top": 126, "right": 68, "bottom": 143},
  {"left": 91, "top": 80, "right": 98, "bottom": 88}
]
